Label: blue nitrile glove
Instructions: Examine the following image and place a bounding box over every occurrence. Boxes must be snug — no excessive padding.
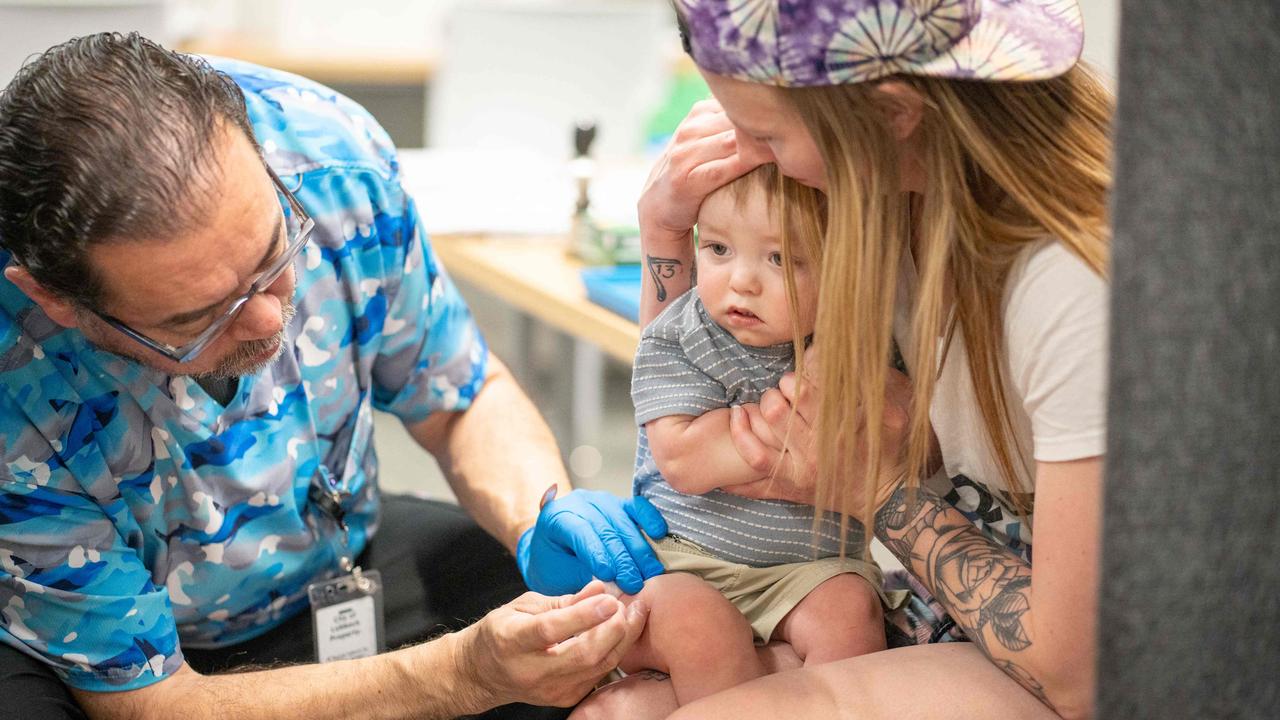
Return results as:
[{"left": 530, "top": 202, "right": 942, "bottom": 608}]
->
[{"left": 516, "top": 490, "right": 669, "bottom": 596}]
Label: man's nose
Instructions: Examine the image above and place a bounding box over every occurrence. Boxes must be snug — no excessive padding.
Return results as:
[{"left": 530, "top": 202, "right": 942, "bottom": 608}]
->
[
  {"left": 228, "top": 271, "right": 292, "bottom": 341},
  {"left": 734, "top": 130, "right": 774, "bottom": 165}
]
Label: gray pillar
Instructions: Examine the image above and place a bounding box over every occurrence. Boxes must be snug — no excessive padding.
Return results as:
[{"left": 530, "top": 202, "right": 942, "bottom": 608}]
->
[{"left": 1100, "top": 3, "right": 1280, "bottom": 718}]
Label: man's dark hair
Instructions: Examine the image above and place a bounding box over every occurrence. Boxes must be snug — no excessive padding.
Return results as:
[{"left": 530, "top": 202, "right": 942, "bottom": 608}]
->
[{"left": 0, "top": 32, "right": 257, "bottom": 307}]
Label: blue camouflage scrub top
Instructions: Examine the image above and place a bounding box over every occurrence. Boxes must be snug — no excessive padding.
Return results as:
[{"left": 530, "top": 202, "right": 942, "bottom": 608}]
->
[{"left": 0, "top": 58, "right": 487, "bottom": 692}]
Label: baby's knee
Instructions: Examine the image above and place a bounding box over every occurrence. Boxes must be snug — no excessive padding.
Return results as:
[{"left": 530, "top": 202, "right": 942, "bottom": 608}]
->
[
  {"left": 780, "top": 573, "right": 887, "bottom": 661},
  {"left": 641, "top": 573, "right": 754, "bottom": 653},
  {"left": 641, "top": 572, "right": 728, "bottom": 614},
  {"left": 817, "top": 573, "right": 884, "bottom": 621}
]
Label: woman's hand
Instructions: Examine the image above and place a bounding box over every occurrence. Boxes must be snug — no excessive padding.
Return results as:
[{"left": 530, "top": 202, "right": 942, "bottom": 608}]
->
[
  {"left": 725, "top": 359, "right": 915, "bottom": 513},
  {"left": 724, "top": 374, "right": 818, "bottom": 504},
  {"left": 638, "top": 99, "right": 760, "bottom": 245},
  {"left": 724, "top": 346, "right": 820, "bottom": 502},
  {"left": 637, "top": 100, "right": 761, "bottom": 325}
]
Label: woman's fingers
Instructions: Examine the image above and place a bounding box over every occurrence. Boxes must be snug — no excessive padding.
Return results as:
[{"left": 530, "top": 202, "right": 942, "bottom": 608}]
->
[
  {"left": 671, "top": 100, "right": 732, "bottom": 141},
  {"left": 687, "top": 152, "right": 759, "bottom": 196},
  {"left": 726, "top": 403, "right": 819, "bottom": 505},
  {"left": 639, "top": 104, "right": 760, "bottom": 238},
  {"left": 775, "top": 375, "right": 799, "bottom": 409},
  {"left": 722, "top": 472, "right": 814, "bottom": 505},
  {"left": 776, "top": 373, "right": 819, "bottom": 426},
  {"left": 666, "top": 128, "right": 758, "bottom": 209},
  {"left": 729, "top": 404, "right": 779, "bottom": 474},
  {"left": 759, "top": 388, "right": 803, "bottom": 445},
  {"left": 757, "top": 389, "right": 819, "bottom": 490}
]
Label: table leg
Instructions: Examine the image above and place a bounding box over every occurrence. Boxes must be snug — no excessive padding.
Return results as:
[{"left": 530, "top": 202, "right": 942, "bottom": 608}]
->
[
  {"left": 571, "top": 340, "right": 605, "bottom": 450},
  {"left": 509, "top": 311, "right": 536, "bottom": 387}
]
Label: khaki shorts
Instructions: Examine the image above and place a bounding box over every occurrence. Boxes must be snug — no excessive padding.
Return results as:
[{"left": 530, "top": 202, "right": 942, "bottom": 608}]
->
[{"left": 647, "top": 535, "right": 910, "bottom": 644}]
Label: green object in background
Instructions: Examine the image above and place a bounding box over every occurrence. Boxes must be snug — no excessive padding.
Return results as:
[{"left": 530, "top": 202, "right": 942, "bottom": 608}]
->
[
  {"left": 573, "top": 219, "right": 643, "bottom": 266},
  {"left": 572, "top": 62, "right": 707, "bottom": 266},
  {"left": 644, "top": 62, "right": 711, "bottom": 152}
]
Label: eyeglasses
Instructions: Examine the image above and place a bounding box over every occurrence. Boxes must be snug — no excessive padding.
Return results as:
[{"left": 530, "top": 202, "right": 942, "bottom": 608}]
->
[{"left": 94, "top": 165, "right": 315, "bottom": 364}]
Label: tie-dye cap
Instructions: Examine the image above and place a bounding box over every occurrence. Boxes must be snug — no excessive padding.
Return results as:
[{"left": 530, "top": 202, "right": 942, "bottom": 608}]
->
[{"left": 677, "top": 0, "right": 1084, "bottom": 86}]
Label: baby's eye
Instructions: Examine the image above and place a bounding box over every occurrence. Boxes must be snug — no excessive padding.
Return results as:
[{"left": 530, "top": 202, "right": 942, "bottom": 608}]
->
[
  {"left": 768, "top": 252, "right": 784, "bottom": 267},
  {"left": 707, "top": 243, "right": 729, "bottom": 256}
]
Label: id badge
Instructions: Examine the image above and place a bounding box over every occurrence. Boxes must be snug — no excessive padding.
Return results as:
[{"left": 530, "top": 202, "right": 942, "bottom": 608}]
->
[{"left": 307, "top": 568, "right": 386, "bottom": 663}]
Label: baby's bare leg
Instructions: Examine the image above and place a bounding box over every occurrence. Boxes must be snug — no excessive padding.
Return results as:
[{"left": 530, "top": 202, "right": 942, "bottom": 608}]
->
[
  {"left": 570, "top": 639, "right": 803, "bottom": 720},
  {"left": 620, "top": 572, "right": 764, "bottom": 705},
  {"left": 774, "top": 573, "right": 887, "bottom": 665}
]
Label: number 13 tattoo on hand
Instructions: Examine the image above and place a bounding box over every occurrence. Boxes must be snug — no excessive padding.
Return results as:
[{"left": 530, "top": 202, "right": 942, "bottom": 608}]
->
[{"left": 646, "top": 255, "right": 682, "bottom": 302}]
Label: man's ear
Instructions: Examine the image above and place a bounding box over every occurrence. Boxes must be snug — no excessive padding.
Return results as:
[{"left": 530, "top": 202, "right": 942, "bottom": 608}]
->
[
  {"left": 873, "top": 80, "right": 926, "bottom": 141},
  {"left": 4, "top": 265, "right": 81, "bottom": 328}
]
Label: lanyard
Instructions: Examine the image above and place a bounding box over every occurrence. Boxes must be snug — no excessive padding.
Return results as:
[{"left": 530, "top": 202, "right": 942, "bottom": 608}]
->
[
  {"left": 302, "top": 373, "right": 371, "bottom": 575},
  {"left": 308, "top": 462, "right": 355, "bottom": 571}
]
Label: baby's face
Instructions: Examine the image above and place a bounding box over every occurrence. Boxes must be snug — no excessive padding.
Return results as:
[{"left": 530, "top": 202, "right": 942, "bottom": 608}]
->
[{"left": 695, "top": 184, "right": 818, "bottom": 348}]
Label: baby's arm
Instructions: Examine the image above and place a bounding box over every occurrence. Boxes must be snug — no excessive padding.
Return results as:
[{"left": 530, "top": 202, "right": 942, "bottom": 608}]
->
[{"left": 647, "top": 408, "right": 771, "bottom": 495}]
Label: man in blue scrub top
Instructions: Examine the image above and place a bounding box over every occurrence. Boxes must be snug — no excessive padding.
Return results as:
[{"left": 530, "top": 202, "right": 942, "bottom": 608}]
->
[{"left": 0, "top": 33, "right": 667, "bottom": 719}]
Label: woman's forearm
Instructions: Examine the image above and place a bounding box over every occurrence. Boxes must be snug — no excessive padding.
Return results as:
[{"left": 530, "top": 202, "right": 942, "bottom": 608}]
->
[
  {"left": 873, "top": 483, "right": 1092, "bottom": 719},
  {"left": 638, "top": 226, "right": 695, "bottom": 327}
]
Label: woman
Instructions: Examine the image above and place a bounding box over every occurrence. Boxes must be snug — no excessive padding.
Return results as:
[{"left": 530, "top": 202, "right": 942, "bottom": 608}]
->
[{"left": 596, "top": 1, "right": 1110, "bottom": 718}]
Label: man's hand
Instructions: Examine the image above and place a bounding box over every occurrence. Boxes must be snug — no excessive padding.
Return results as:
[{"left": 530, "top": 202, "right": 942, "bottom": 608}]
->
[
  {"left": 516, "top": 490, "right": 668, "bottom": 596},
  {"left": 456, "top": 581, "right": 650, "bottom": 708}
]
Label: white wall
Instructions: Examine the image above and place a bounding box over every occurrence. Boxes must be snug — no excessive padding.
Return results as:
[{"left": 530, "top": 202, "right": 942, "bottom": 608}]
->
[
  {"left": 1079, "top": 0, "right": 1120, "bottom": 82},
  {"left": 427, "top": 0, "right": 677, "bottom": 160},
  {"left": 0, "top": 1, "right": 168, "bottom": 85},
  {"left": 230, "top": 0, "right": 460, "bottom": 55}
]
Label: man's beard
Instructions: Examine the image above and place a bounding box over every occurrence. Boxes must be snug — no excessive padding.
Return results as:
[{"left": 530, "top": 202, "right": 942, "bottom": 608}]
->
[{"left": 195, "top": 298, "right": 297, "bottom": 379}]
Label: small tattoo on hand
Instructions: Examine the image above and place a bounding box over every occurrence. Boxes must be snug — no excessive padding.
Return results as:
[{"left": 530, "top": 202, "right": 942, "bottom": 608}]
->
[{"left": 646, "top": 255, "right": 682, "bottom": 302}]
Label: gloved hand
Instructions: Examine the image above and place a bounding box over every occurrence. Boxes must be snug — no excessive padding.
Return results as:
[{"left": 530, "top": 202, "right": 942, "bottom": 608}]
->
[{"left": 516, "top": 490, "right": 669, "bottom": 596}]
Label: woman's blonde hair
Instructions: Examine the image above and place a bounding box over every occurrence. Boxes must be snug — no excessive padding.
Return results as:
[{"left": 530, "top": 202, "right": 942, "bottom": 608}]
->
[{"left": 781, "top": 64, "right": 1113, "bottom": 542}]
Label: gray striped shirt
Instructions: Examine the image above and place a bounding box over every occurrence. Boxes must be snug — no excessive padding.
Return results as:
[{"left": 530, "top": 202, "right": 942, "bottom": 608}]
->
[{"left": 631, "top": 290, "right": 865, "bottom": 567}]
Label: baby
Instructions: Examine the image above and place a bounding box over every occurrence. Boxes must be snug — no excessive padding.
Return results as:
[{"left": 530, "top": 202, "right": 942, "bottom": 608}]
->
[{"left": 621, "top": 164, "right": 900, "bottom": 705}]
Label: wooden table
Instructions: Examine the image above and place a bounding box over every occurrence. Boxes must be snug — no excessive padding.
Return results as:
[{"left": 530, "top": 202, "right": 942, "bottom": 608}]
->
[
  {"left": 431, "top": 234, "right": 640, "bottom": 365},
  {"left": 431, "top": 234, "right": 641, "bottom": 451}
]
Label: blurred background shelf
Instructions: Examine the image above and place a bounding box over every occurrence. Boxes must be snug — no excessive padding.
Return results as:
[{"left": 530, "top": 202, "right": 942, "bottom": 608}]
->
[
  {"left": 432, "top": 234, "right": 640, "bottom": 366},
  {"left": 176, "top": 36, "right": 436, "bottom": 86}
]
